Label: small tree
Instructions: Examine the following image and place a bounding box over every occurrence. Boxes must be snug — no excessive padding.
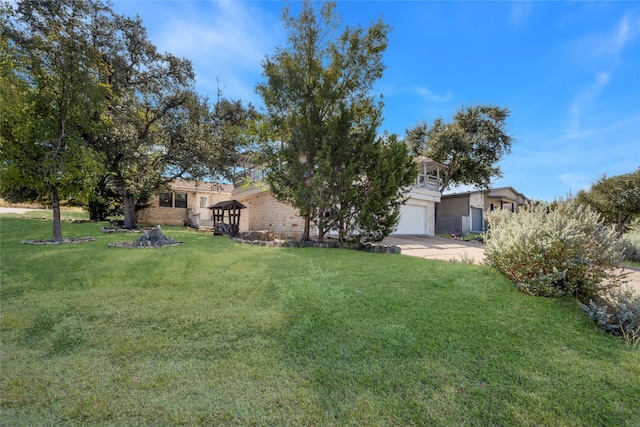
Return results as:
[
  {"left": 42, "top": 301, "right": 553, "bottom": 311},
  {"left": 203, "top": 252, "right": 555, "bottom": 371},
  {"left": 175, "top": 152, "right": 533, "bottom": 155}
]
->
[
  {"left": 257, "top": 0, "right": 412, "bottom": 242},
  {"left": 576, "top": 168, "right": 640, "bottom": 234},
  {"left": 406, "top": 105, "right": 513, "bottom": 192},
  {"left": 1, "top": 0, "right": 108, "bottom": 241}
]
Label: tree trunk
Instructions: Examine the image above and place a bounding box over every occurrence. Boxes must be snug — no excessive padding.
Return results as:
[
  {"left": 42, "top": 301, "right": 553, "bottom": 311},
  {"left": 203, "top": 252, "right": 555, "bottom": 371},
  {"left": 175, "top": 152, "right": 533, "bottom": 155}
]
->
[
  {"left": 121, "top": 191, "right": 137, "bottom": 229},
  {"left": 49, "top": 185, "right": 63, "bottom": 242},
  {"left": 113, "top": 176, "right": 138, "bottom": 229},
  {"left": 302, "top": 212, "right": 311, "bottom": 241}
]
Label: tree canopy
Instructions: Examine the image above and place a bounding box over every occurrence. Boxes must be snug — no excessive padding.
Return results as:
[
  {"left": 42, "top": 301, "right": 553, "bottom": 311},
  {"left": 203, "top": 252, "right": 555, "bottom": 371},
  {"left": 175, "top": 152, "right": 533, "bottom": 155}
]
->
[
  {"left": 406, "top": 105, "right": 513, "bottom": 192},
  {"left": 256, "top": 0, "right": 415, "bottom": 242},
  {"left": 576, "top": 167, "right": 640, "bottom": 234},
  {"left": 1, "top": 0, "right": 254, "bottom": 230},
  {"left": 1, "top": 0, "right": 109, "bottom": 241}
]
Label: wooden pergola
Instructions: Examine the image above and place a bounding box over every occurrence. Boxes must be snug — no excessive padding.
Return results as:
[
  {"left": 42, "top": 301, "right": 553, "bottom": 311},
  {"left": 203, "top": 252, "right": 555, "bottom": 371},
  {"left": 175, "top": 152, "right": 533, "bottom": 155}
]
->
[{"left": 208, "top": 200, "right": 246, "bottom": 237}]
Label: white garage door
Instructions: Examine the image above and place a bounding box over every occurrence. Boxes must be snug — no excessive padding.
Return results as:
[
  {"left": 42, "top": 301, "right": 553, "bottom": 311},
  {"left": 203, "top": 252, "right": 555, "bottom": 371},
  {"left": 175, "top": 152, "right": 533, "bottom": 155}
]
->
[{"left": 396, "top": 204, "right": 428, "bottom": 235}]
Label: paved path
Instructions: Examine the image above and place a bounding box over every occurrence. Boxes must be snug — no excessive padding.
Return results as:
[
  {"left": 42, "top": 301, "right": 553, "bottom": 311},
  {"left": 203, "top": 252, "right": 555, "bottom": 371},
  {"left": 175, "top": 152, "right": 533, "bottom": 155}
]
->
[
  {"left": 381, "top": 235, "right": 486, "bottom": 264},
  {"left": 0, "top": 207, "right": 41, "bottom": 214},
  {"left": 381, "top": 235, "right": 640, "bottom": 295}
]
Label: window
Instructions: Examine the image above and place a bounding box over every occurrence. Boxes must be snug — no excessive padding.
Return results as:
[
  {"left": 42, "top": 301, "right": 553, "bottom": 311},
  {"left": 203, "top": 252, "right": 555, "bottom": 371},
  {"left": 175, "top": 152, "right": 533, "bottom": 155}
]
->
[
  {"left": 174, "top": 192, "right": 187, "bottom": 208},
  {"left": 200, "top": 197, "right": 208, "bottom": 209},
  {"left": 159, "top": 192, "right": 172, "bottom": 207},
  {"left": 159, "top": 192, "right": 187, "bottom": 208}
]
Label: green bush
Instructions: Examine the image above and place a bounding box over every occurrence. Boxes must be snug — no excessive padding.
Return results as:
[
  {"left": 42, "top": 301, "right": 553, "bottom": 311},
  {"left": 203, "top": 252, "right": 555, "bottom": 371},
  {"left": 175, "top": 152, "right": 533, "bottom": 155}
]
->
[
  {"left": 485, "top": 199, "right": 625, "bottom": 300},
  {"left": 621, "top": 233, "right": 640, "bottom": 263},
  {"left": 580, "top": 287, "right": 640, "bottom": 344}
]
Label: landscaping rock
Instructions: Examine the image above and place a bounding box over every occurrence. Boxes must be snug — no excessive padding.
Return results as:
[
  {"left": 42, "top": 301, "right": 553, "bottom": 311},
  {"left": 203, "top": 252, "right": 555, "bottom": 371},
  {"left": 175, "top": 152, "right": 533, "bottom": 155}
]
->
[
  {"left": 108, "top": 225, "right": 183, "bottom": 248},
  {"left": 134, "top": 225, "right": 175, "bottom": 247},
  {"left": 240, "top": 230, "right": 276, "bottom": 241}
]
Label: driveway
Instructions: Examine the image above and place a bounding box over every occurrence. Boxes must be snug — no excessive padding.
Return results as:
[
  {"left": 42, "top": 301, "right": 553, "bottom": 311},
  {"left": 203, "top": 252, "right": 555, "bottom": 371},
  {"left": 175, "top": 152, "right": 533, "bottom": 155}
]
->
[
  {"left": 381, "top": 235, "right": 640, "bottom": 295},
  {"left": 0, "top": 207, "right": 40, "bottom": 214},
  {"left": 381, "top": 235, "right": 486, "bottom": 264}
]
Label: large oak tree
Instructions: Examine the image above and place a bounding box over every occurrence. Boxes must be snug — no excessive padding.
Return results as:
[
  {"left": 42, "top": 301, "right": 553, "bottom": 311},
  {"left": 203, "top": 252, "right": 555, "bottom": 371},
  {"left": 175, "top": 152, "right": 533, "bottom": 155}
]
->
[
  {"left": 577, "top": 167, "right": 640, "bottom": 234},
  {"left": 406, "top": 105, "right": 514, "bottom": 192},
  {"left": 90, "top": 13, "right": 255, "bottom": 228}
]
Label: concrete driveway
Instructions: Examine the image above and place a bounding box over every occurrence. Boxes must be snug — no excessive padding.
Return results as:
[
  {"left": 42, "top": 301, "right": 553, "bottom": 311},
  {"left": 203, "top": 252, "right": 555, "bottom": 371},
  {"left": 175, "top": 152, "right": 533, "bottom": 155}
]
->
[
  {"left": 381, "top": 235, "right": 486, "bottom": 264},
  {"left": 0, "top": 207, "right": 39, "bottom": 214},
  {"left": 381, "top": 235, "right": 640, "bottom": 295}
]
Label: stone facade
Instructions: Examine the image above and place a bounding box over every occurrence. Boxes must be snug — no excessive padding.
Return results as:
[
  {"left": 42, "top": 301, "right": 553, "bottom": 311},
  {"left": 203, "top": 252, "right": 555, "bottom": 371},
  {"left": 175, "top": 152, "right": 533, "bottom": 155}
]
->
[
  {"left": 235, "top": 188, "right": 313, "bottom": 239},
  {"left": 137, "top": 179, "right": 233, "bottom": 227}
]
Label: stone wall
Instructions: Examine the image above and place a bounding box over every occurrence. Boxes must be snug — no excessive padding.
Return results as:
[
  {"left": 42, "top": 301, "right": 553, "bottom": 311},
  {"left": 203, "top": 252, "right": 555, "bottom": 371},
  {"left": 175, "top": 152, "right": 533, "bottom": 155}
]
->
[
  {"left": 138, "top": 189, "right": 231, "bottom": 226},
  {"left": 237, "top": 191, "right": 314, "bottom": 239}
]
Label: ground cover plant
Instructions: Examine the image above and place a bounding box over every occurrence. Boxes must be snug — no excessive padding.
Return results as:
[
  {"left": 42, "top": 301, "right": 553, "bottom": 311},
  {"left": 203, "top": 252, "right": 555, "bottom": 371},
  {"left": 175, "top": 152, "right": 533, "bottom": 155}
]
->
[{"left": 1, "top": 215, "right": 639, "bottom": 426}]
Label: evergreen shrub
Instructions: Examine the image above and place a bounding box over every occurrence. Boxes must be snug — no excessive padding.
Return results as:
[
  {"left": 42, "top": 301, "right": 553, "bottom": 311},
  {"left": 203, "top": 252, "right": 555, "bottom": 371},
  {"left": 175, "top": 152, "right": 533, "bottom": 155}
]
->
[{"left": 485, "top": 199, "right": 625, "bottom": 300}]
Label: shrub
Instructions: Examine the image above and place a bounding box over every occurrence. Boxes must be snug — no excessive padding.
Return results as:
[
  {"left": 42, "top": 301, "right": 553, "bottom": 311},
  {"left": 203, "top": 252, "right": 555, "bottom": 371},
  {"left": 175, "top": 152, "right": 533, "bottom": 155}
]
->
[
  {"left": 485, "top": 199, "right": 626, "bottom": 300},
  {"left": 580, "top": 287, "right": 640, "bottom": 344},
  {"left": 621, "top": 233, "right": 640, "bottom": 263}
]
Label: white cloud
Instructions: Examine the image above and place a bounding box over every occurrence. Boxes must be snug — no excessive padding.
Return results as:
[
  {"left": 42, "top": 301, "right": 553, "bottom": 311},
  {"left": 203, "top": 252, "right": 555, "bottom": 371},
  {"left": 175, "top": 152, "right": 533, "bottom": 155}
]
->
[
  {"left": 569, "top": 11, "right": 640, "bottom": 64},
  {"left": 145, "top": 1, "right": 283, "bottom": 102},
  {"left": 416, "top": 86, "right": 453, "bottom": 103},
  {"left": 566, "top": 71, "right": 611, "bottom": 138}
]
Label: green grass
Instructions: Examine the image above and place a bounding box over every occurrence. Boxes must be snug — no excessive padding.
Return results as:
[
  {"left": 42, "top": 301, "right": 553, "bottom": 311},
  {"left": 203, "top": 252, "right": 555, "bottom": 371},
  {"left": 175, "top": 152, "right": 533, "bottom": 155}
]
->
[
  {"left": 623, "top": 260, "right": 640, "bottom": 269},
  {"left": 1, "top": 216, "right": 639, "bottom": 426}
]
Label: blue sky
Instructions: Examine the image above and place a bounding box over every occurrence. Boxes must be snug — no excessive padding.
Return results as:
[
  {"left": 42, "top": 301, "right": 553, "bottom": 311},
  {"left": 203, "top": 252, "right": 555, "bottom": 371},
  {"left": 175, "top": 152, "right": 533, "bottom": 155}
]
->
[{"left": 110, "top": 0, "right": 640, "bottom": 201}]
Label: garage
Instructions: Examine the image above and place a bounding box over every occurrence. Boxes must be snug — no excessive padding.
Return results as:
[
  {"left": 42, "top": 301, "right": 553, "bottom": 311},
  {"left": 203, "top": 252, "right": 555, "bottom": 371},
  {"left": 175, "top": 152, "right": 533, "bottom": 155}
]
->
[{"left": 395, "top": 204, "right": 428, "bottom": 235}]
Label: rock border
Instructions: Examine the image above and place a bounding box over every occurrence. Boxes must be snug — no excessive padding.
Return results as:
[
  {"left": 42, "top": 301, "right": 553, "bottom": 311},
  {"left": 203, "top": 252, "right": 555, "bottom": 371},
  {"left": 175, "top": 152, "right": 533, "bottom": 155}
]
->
[
  {"left": 107, "top": 241, "right": 184, "bottom": 249},
  {"left": 233, "top": 237, "right": 401, "bottom": 254},
  {"left": 20, "top": 237, "right": 95, "bottom": 245}
]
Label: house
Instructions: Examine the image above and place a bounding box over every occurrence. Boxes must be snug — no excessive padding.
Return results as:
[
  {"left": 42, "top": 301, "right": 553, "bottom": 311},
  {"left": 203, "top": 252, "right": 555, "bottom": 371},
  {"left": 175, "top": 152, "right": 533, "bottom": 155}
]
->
[
  {"left": 395, "top": 156, "right": 444, "bottom": 235},
  {"left": 436, "top": 186, "right": 529, "bottom": 235},
  {"left": 231, "top": 155, "right": 445, "bottom": 238},
  {"left": 138, "top": 156, "right": 445, "bottom": 238},
  {"left": 136, "top": 179, "right": 233, "bottom": 227}
]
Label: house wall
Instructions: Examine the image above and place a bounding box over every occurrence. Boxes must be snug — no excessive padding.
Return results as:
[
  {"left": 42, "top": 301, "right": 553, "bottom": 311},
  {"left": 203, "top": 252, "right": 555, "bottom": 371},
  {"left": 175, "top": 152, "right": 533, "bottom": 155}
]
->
[
  {"left": 438, "top": 192, "right": 484, "bottom": 235},
  {"left": 439, "top": 195, "right": 469, "bottom": 216},
  {"left": 484, "top": 188, "right": 525, "bottom": 212},
  {"left": 236, "top": 190, "right": 311, "bottom": 239},
  {"left": 137, "top": 183, "right": 232, "bottom": 226},
  {"left": 469, "top": 192, "right": 485, "bottom": 210}
]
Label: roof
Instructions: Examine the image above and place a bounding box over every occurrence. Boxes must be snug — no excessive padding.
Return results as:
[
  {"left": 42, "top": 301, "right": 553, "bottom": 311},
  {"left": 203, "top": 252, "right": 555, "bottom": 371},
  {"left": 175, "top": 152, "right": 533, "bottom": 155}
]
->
[
  {"left": 413, "top": 156, "right": 446, "bottom": 171},
  {"left": 442, "top": 186, "right": 529, "bottom": 203},
  {"left": 168, "top": 178, "right": 233, "bottom": 193},
  {"left": 207, "top": 200, "right": 246, "bottom": 210}
]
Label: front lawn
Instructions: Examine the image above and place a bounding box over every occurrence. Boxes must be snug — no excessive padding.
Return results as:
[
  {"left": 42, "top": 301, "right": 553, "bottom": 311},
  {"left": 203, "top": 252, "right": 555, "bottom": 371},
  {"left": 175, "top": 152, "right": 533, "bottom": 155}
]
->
[{"left": 1, "top": 216, "right": 638, "bottom": 426}]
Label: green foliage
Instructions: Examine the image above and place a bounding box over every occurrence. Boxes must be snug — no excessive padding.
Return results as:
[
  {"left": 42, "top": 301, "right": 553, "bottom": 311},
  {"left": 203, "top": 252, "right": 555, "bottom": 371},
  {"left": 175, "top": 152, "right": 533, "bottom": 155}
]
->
[
  {"left": 406, "top": 105, "right": 513, "bottom": 192},
  {"left": 87, "top": 176, "right": 123, "bottom": 221},
  {"left": 257, "top": 0, "right": 411, "bottom": 242},
  {"left": 576, "top": 167, "right": 640, "bottom": 234},
  {"left": 1, "top": 0, "right": 109, "bottom": 240},
  {"left": 621, "top": 233, "right": 640, "bottom": 263},
  {"left": 1, "top": 216, "right": 640, "bottom": 425},
  {"left": 485, "top": 199, "right": 626, "bottom": 300},
  {"left": 581, "top": 288, "right": 640, "bottom": 345}
]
